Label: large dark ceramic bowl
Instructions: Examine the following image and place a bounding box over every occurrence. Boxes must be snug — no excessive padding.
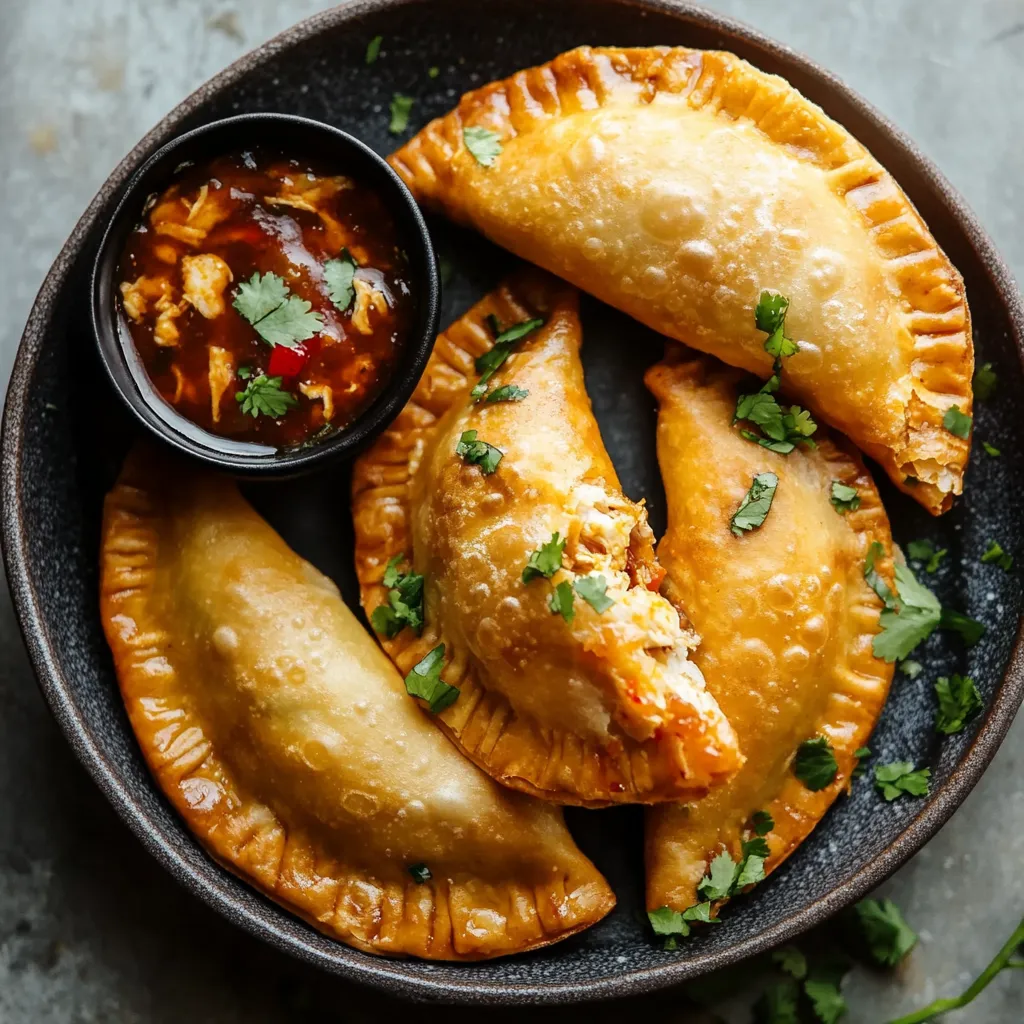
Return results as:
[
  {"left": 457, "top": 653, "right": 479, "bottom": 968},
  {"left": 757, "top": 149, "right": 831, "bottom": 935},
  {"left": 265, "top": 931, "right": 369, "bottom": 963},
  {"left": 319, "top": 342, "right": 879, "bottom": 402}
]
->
[{"left": 3, "top": 0, "right": 1023, "bottom": 1005}]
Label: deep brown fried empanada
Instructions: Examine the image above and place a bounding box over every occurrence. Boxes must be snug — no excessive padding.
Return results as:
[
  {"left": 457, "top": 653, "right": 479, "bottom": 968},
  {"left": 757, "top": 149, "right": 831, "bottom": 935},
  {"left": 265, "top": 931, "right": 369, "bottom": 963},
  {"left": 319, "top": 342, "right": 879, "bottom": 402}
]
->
[
  {"left": 352, "top": 271, "right": 740, "bottom": 807},
  {"left": 390, "top": 46, "right": 973, "bottom": 514},
  {"left": 100, "top": 450, "right": 614, "bottom": 960},
  {"left": 643, "top": 354, "right": 895, "bottom": 914}
]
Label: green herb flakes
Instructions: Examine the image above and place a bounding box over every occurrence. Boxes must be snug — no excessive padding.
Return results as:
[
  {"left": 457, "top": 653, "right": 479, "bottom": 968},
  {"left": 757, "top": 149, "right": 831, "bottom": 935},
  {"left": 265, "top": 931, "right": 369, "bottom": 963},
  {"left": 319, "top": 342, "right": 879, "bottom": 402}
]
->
[
  {"left": 750, "top": 810, "right": 774, "bottom": 836},
  {"left": 233, "top": 271, "right": 323, "bottom": 348},
  {"left": 574, "top": 574, "right": 614, "bottom": 613},
  {"left": 935, "top": 674, "right": 982, "bottom": 735},
  {"left": 906, "top": 538, "right": 948, "bottom": 574},
  {"left": 522, "top": 532, "right": 565, "bottom": 583},
  {"left": 389, "top": 93, "right": 415, "bottom": 134},
  {"left": 942, "top": 405, "right": 972, "bottom": 439},
  {"left": 974, "top": 361, "right": 997, "bottom": 401},
  {"left": 235, "top": 374, "right": 299, "bottom": 419},
  {"left": 370, "top": 554, "right": 425, "bottom": 639},
  {"left": 404, "top": 644, "right": 459, "bottom": 714},
  {"left": 982, "top": 440, "right": 1001, "bottom": 457},
  {"left": 853, "top": 898, "right": 918, "bottom": 966},
  {"left": 830, "top": 481, "right": 861, "bottom": 513},
  {"left": 981, "top": 539, "right": 1013, "bottom": 571},
  {"left": 324, "top": 250, "right": 358, "bottom": 312},
  {"left": 463, "top": 125, "right": 503, "bottom": 166},
  {"left": 793, "top": 736, "right": 838, "bottom": 791},
  {"left": 874, "top": 761, "right": 931, "bottom": 801},
  {"left": 731, "top": 472, "right": 779, "bottom": 536},
  {"left": 548, "top": 580, "right": 575, "bottom": 623},
  {"left": 455, "top": 429, "right": 503, "bottom": 474},
  {"left": 365, "top": 35, "right": 383, "bottom": 64}
]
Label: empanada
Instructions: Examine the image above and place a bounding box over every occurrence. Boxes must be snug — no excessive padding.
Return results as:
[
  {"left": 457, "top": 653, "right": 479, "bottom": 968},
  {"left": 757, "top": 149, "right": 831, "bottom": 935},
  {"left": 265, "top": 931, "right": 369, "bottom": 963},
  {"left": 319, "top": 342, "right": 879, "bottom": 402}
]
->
[
  {"left": 352, "top": 271, "right": 740, "bottom": 807},
  {"left": 390, "top": 45, "right": 973, "bottom": 514},
  {"left": 643, "top": 353, "right": 895, "bottom": 913},
  {"left": 100, "top": 450, "right": 614, "bottom": 960}
]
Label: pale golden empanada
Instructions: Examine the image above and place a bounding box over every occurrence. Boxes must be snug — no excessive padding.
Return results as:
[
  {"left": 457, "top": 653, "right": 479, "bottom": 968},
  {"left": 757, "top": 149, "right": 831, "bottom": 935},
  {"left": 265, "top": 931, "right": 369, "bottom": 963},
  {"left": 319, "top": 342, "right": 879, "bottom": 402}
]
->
[
  {"left": 100, "top": 450, "right": 614, "bottom": 960},
  {"left": 643, "top": 354, "right": 895, "bottom": 913},
  {"left": 390, "top": 45, "right": 973, "bottom": 515},
  {"left": 352, "top": 271, "right": 741, "bottom": 807}
]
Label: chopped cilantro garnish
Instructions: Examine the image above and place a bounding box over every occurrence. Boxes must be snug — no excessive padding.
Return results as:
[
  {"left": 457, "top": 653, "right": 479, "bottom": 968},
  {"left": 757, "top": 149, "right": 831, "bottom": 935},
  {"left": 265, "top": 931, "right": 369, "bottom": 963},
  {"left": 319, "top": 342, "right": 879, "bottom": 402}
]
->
[
  {"left": 863, "top": 540, "right": 898, "bottom": 608},
  {"left": 804, "top": 977, "right": 847, "bottom": 1024},
  {"left": 428, "top": 65, "right": 440, "bottom": 78},
  {"left": 943, "top": 405, "right": 972, "bottom": 439},
  {"left": 471, "top": 317, "right": 543, "bottom": 396},
  {"left": 574, "top": 574, "right": 614, "bottom": 613},
  {"left": 906, "top": 538, "right": 948, "bottom": 574},
  {"left": 939, "top": 606, "right": 986, "bottom": 646},
  {"left": 772, "top": 946, "right": 808, "bottom": 979},
  {"left": 548, "top": 580, "right": 575, "bottom": 623},
  {"left": 853, "top": 898, "right": 918, "bottom": 966},
  {"left": 900, "top": 660, "right": 923, "bottom": 679},
  {"left": 483, "top": 384, "right": 529, "bottom": 404},
  {"left": 974, "top": 361, "right": 997, "bottom": 401},
  {"left": 981, "top": 539, "right": 1013, "bottom": 571},
  {"left": 408, "top": 862, "right": 431, "bottom": 884},
  {"left": 874, "top": 761, "right": 930, "bottom": 801},
  {"left": 735, "top": 391, "right": 817, "bottom": 452},
  {"left": 793, "top": 736, "right": 838, "bottom": 791},
  {"left": 233, "top": 271, "right": 323, "bottom": 348},
  {"left": 235, "top": 374, "right": 299, "bottom": 419},
  {"left": 731, "top": 472, "right": 779, "bottom": 536},
  {"left": 522, "top": 532, "right": 565, "bottom": 583},
  {"left": 365, "top": 35, "right": 383, "bottom": 64},
  {"left": 647, "top": 902, "right": 718, "bottom": 948},
  {"left": 755, "top": 291, "right": 799, "bottom": 358},
  {"left": 750, "top": 810, "right": 774, "bottom": 836},
  {"left": 697, "top": 838, "right": 768, "bottom": 903},
  {"left": 455, "top": 429, "right": 503, "bottom": 474},
  {"left": 463, "top": 126, "right": 503, "bottom": 166},
  {"left": 404, "top": 644, "right": 459, "bottom": 713},
  {"left": 370, "top": 554, "right": 425, "bottom": 639},
  {"left": 389, "top": 92, "right": 415, "bottom": 134},
  {"left": 324, "top": 250, "right": 358, "bottom": 311},
  {"left": 830, "top": 480, "right": 861, "bottom": 513},
  {"left": 935, "top": 674, "right": 982, "bottom": 735},
  {"left": 982, "top": 440, "right": 1001, "bottom": 457}
]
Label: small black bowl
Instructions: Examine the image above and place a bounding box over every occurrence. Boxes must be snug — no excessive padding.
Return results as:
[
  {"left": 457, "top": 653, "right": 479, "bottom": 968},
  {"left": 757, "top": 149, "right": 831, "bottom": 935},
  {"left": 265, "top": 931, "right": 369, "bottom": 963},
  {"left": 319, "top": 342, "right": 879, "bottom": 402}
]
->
[{"left": 90, "top": 112, "right": 439, "bottom": 476}]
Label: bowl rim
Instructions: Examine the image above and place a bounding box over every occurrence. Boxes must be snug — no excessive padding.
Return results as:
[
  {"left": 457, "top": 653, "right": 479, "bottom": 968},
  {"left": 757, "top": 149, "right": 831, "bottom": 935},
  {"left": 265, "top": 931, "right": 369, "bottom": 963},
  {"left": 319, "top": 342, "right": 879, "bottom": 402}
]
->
[
  {"left": 4, "top": 0, "right": 1024, "bottom": 1005},
  {"left": 89, "top": 111, "right": 440, "bottom": 476}
]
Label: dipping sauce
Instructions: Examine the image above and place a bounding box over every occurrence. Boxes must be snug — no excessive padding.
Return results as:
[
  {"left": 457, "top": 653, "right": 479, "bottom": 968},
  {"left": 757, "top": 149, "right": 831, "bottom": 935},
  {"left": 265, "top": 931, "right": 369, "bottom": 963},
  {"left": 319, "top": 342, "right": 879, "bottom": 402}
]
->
[{"left": 116, "top": 150, "right": 414, "bottom": 449}]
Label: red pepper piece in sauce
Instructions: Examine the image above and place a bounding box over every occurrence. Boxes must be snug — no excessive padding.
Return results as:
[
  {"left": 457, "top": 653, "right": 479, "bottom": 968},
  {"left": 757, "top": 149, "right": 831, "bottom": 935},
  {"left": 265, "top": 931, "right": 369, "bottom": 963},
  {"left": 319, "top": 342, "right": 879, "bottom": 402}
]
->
[{"left": 267, "top": 344, "right": 308, "bottom": 378}]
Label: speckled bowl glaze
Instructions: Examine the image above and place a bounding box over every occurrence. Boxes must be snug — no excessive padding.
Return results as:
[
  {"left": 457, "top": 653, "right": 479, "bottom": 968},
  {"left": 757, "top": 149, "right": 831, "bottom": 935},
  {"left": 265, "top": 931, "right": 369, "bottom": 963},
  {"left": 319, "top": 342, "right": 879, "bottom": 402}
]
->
[{"left": 3, "top": 0, "right": 1023, "bottom": 1006}]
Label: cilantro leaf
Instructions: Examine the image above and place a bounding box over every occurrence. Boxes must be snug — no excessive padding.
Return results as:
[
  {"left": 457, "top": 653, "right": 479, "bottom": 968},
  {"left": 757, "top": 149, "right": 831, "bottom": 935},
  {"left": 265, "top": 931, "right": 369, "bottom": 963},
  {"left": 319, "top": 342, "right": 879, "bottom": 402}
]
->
[
  {"left": 731, "top": 472, "right": 778, "bottom": 536},
  {"left": 853, "top": 898, "right": 918, "bottom": 966},
  {"left": 755, "top": 291, "right": 798, "bottom": 362},
  {"left": 754, "top": 981, "right": 801, "bottom": 1024},
  {"left": 484, "top": 384, "right": 529, "bottom": 404},
  {"left": 455, "top": 429, "right": 503, "bottom": 474},
  {"left": 741, "top": 430, "right": 796, "bottom": 455},
  {"left": 830, "top": 481, "right": 861, "bottom": 513},
  {"left": 324, "top": 251, "right": 357, "bottom": 311},
  {"left": 522, "top": 532, "right": 566, "bottom": 583},
  {"left": 794, "top": 736, "right": 838, "bottom": 791},
  {"left": 472, "top": 317, "right": 544, "bottom": 394},
  {"left": 864, "top": 541, "right": 898, "bottom": 608},
  {"left": 907, "top": 539, "right": 947, "bottom": 574},
  {"left": 370, "top": 555, "right": 425, "bottom": 638},
  {"left": 871, "top": 559, "right": 954, "bottom": 663},
  {"left": 751, "top": 810, "right": 774, "bottom": 836},
  {"left": 233, "top": 271, "right": 289, "bottom": 324},
  {"left": 463, "top": 126, "right": 503, "bottom": 166},
  {"left": 900, "top": 660, "right": 923, "bottom": 679},
  {"left": 939, "top": 606, "right": 986, "bottom": 646},
  {"left": 548, "top": 580, "right": 575, "bottom": 623},
  {"left": 983, "top": 440, "right": 1001, "bottom": 457},
  {"left": 697, "top": 851, "right": 739, "bottom": 901},
  {"left": 233, "top": 271, "right": 324, "bottom": 349},
  {"left": 388, "top": 93, "right": 415, "bottom": 134},
  {"left": 235, "top": 374, "right": 299, "bottom": 419},
  {"left": 681, "top": 901, "right": 717, "bottom": 925},
  {"left": 935, "top": 674, "right": 982, "bottom": 735},
  {"left": 943, "top": 405, "right": 972, "bottom": 439},
  {"left": 365, "top": 35, "right": 383, "bottom": 64},
  {"left": 772, "top": 946, "right": 808, "bottom": 980},
  {"left": 981, "top": 539, "right": 1013, "bottom": 571},
  {"left": 648, "top": 906, "right": 689, "bottom": 941},
  {"left": 574, "top": 574, "right": 614, "bottom": 613},
  {"left": 804, "top": 978, "right": 847, "bottom": 1024},
  {"left": 974, "top": 361, "right": 997, "bottom": 401},
  {"left": 735, "top": 839, "right": 767, "bottom": 889},
  {"left": 408, "top": 862, "right": 431, "bottom": 883},
  {"left": 404, "top": 644, "right": 459, "bottom": 713},
  {"left": 874, "top": 761, "right": 931, "bottom": 801}
]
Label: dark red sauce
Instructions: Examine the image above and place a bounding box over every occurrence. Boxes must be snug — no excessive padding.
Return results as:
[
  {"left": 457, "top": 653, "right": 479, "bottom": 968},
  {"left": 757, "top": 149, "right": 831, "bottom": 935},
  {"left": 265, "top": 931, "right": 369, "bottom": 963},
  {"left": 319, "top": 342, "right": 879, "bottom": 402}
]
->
[{"left": 116, "top": 150, "right": 413, "bottom": 449}]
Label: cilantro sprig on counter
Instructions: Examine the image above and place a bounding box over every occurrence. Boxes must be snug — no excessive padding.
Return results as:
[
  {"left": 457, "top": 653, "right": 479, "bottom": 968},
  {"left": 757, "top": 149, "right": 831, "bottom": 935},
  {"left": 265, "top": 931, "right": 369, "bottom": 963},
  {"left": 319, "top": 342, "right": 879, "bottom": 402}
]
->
[
  {"left": 370, "top": 554, "right": 425, "bottom": 639},
  {"left": 853, "top": 899, "right": 919, "bottom": 967},
  {"left": 233, "top": 271, "right": 323, "bottom": 348}
]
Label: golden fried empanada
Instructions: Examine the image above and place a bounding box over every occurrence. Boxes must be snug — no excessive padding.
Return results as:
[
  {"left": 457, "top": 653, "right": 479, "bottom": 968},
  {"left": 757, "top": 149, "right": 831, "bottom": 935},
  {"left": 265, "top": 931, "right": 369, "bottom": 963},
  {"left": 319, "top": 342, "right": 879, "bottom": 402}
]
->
[
  {"left": 100, "top": 450, "right": 614, "bottom": 960},
  {"left": 643, "top": 354, "right": 895, "bottom": 913},
  {"left": 390, "top": 46, "right": 973, "bottom": 514},
  {"left": 352, "top": 271, "right": 740, "bottom": 807}
]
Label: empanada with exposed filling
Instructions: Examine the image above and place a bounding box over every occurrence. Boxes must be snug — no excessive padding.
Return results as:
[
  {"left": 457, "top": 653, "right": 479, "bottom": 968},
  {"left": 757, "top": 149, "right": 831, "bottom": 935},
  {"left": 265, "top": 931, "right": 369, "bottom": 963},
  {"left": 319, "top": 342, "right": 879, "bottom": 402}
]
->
[
  {"left": 389, "top": 45, "right": 973, "bottom": 514},
  {"left": 643, "top": 353, "right": 896, "bottom": 914},
  {"left": 100, "top": 450, "right": 615, "bottom": 960},
  {"left": 352, "top": 271, "right": 741, "bottom": 807}
]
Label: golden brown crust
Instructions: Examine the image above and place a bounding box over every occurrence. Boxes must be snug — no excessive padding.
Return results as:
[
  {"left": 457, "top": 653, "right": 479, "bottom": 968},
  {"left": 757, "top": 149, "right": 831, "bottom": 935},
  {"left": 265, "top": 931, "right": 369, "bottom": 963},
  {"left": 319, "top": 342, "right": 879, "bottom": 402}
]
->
[
  {"left": 390, "top": 45, "right": 972, "bottom": 515},
  {"left": 100, "top": 449, "right": 614, "bottom": 959},
  {"left": 352, "top": 270, "right": 741, "bottom": 807},
  {"left": 642, "top": 354, "right": 896, "bottom": 911}
]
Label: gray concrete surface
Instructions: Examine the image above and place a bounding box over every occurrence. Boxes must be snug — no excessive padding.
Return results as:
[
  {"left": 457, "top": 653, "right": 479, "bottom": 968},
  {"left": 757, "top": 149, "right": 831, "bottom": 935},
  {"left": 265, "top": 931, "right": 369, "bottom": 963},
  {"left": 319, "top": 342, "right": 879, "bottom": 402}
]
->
[{"left": 1, "top": 1, "right": 1022, "bottom": 1021}]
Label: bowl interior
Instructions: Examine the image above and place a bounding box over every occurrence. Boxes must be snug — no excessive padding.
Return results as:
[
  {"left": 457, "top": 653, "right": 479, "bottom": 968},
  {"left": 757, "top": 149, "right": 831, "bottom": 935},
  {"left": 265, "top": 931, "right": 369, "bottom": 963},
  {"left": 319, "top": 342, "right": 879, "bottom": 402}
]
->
[
  {"left": 91, "top": 113, "right": 440, "bottom": 476},
  {"left": 5, "top": 0, "right": 1024, "bottom": 1004}
]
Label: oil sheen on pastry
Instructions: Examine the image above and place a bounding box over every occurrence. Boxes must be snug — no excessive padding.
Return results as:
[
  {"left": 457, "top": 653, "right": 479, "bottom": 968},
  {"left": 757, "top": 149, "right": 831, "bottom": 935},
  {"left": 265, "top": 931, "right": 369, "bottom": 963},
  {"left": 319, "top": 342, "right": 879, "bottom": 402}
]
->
[
  {"left": 643, "top": 353, "right": 896, "bottom": 913},
  {"left": 389, "top": 45, "right": 973, "bottom": 515},
  {"left": 100, "top": 450, "right": 614, "bottom": 960},
  {"left": 352, "top": 271, "right": 741, "bottom": 807}
]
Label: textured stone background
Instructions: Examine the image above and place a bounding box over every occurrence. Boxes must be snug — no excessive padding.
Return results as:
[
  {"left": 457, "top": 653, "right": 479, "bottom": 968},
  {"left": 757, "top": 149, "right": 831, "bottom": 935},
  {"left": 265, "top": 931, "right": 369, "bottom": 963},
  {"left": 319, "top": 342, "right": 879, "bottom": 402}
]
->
[{"left": 1, "top": 1, "right": 1022, "bottom": 1021}]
